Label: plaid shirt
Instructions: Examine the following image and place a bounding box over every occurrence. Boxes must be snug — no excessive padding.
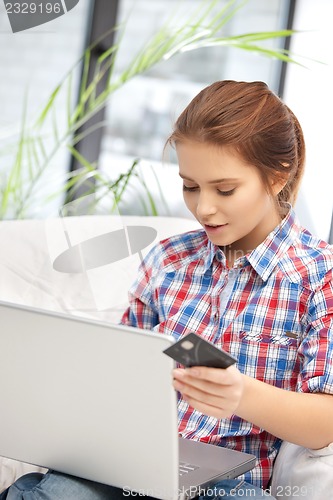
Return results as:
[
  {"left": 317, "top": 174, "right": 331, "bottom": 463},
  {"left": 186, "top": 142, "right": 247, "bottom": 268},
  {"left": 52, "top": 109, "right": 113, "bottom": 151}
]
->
[{"left": 121, "top": 208, "right": 333, "bottom": 489}]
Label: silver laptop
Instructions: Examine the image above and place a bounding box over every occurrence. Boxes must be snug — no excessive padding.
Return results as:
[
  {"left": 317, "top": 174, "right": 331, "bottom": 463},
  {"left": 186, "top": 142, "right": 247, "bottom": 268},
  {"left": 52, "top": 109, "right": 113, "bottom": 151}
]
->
[{"left": 0, "top": 301, "right": 256, "bottom": 500}]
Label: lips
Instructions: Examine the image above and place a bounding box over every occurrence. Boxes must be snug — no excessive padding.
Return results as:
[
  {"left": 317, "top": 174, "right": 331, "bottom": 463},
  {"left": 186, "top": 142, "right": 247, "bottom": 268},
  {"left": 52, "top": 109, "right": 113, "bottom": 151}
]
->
[
  {"left": 202, "top": 223, "right": 228, "bottom": 235},
  {"left": 204, "top": 223, "right": 227, "bottom": 229}
]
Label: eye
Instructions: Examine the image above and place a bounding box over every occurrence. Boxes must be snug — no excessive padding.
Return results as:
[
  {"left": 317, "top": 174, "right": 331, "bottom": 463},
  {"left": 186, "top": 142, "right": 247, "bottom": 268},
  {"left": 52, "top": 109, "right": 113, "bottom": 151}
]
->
[
  {"left": 217, "top": 188, "right": 236, "bottom": 197},
  {"left": 183, "top": 185, "right": 198, "bottom": 192}
]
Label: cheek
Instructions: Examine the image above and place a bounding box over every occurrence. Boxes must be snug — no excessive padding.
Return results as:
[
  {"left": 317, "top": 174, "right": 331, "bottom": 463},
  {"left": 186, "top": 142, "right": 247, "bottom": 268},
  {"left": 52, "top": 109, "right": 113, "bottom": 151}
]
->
[
  {"left": 183, "top": 193, "right": 196, "bottom": 212},
  {"left": 225, "top": 192, "right": 252, "bottom": 216},
  {"left": 232, "top": 187, "right": 269, "bottom": 214}
]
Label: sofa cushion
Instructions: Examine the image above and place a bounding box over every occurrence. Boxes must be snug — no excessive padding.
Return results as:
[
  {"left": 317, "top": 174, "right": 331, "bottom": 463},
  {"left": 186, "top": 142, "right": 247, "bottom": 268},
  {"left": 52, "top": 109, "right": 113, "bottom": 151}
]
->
[
  {"left": 270, "top": 441, "right": 333, "bottom": 499},
  {"left": 0, "top": 215, "right": 199, "bottom": 322}
]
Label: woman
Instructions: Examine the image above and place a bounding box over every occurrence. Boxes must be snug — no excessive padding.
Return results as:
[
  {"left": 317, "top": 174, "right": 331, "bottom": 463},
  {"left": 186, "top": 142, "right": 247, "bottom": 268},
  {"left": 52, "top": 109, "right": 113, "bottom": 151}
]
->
[{"left": 2, "top": 80, "right": 333, "bottom": 499}]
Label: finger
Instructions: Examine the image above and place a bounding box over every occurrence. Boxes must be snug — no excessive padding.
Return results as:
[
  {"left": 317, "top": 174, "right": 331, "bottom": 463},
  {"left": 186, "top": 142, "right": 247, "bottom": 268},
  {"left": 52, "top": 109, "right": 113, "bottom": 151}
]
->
[
  {"left": 173, "top": 367, "right": 237, "bottom": 396},
  {"left": 178, "top": 391, "right": 233, "bottom": 420},
  {"left": 173, "top": 377, "right": 235, "bottom": 407},
  {"left": 186, "top": 365, "right": 239, "bottom": 385},
  {"left": 173, "top": 374, "right": 228, "bottom": 399}
]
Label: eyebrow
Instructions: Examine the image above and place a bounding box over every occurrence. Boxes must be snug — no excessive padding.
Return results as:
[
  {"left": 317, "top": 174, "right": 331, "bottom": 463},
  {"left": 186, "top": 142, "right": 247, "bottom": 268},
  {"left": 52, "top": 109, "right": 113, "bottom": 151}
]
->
[{"left": 179, "top": 174, "right": 239, "bottom": 184}]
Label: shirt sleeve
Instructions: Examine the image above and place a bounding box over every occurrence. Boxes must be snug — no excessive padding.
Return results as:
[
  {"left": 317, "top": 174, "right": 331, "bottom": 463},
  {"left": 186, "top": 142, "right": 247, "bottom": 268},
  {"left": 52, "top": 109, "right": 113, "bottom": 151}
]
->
[
  {"left": 120, "top": 245, "right": 160, "bottom": 330},
  {"left": 297, "top": 270, "right": 333, "bottom": 394}
]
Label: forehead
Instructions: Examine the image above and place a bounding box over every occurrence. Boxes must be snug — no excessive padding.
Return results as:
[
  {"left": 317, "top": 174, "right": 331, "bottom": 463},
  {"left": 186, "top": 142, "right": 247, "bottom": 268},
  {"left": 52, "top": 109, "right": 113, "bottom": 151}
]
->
[{"left": 176, "top": 140, "right": 257, "bottom": 181}]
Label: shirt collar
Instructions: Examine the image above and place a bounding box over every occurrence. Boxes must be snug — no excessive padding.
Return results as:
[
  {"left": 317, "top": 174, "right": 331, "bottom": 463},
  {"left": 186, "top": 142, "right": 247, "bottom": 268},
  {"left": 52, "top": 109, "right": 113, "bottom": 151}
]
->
[
  {"left": 201, "top": 206, "right": 301, "bottom": 280},
  {"left": 201, "top": 239, "right": 218, "bottom": 271},
  {"left": 247, "top": 206, "right": 301, "bottom": 281}
]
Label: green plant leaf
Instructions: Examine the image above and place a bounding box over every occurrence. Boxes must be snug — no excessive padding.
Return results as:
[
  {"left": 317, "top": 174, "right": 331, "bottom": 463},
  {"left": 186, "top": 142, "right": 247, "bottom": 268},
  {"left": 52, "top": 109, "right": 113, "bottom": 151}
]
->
[{"left": 35, "top": 84, "right": 61, "bottom": 129}]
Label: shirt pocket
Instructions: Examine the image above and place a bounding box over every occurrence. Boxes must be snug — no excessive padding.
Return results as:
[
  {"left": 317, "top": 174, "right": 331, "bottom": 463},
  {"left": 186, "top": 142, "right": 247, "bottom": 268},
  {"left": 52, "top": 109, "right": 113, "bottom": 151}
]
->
[{"left": 227, "top": 327, "right": 300, "bottom": 387}]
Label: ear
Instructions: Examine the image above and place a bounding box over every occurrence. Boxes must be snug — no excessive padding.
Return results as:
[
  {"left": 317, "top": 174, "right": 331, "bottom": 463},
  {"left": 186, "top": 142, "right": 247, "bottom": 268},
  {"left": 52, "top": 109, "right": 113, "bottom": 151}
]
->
[{"left": 270, "top": 173, "right": 289, "bottom": 196}]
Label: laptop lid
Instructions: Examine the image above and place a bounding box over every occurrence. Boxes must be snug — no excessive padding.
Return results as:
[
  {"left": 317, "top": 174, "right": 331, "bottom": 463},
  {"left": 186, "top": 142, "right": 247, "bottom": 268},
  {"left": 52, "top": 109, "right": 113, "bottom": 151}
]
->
[{"left": 0, "top": 301, "right": 255, "bottom": 499}]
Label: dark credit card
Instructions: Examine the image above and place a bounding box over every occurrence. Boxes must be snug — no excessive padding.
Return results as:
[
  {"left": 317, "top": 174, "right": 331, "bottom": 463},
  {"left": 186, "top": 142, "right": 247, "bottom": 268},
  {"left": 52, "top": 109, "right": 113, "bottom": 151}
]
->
[{"left": 163, "top": 332, "right": 236, "bottom": 369}]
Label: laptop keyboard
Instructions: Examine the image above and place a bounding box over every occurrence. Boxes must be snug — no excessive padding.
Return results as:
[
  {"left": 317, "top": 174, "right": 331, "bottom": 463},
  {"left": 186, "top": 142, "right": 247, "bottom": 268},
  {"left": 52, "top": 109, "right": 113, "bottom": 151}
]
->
[{"left": 179, "top": 462, "right": 199, "bottom": 476}]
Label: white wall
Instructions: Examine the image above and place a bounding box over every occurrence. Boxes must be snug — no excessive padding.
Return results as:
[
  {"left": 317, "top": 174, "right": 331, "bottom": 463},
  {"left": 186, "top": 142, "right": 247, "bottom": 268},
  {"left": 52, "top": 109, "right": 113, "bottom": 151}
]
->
[{"left": 284, "top": 0, "right": 333, "bottom": 241}]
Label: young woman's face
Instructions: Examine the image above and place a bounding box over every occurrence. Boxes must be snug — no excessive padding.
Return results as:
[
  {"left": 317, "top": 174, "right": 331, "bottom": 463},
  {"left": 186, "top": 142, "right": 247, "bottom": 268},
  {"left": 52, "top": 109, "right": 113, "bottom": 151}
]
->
[{"left": 176, "top": 140, "right": 281, "bottom": 260}]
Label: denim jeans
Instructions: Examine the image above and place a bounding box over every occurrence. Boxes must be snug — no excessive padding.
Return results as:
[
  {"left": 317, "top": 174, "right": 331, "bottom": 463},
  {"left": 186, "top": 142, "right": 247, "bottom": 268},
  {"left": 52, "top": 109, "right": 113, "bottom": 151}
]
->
[{"left": 0, "top": 472, "right": 276, "bottom": 499}]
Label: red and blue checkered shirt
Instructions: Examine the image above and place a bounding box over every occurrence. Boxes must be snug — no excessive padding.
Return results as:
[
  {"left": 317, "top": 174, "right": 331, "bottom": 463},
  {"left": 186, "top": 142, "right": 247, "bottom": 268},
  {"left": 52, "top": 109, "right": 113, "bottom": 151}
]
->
[{"left": 121, "top": 208, "right": 333, "bottom": 488}]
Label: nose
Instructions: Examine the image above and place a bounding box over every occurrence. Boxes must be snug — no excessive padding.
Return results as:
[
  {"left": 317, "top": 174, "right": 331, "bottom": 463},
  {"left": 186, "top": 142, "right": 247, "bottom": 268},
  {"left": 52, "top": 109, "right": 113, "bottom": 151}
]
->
[{"left": 196, "top": 192, "right": 217, "bottom": 219}]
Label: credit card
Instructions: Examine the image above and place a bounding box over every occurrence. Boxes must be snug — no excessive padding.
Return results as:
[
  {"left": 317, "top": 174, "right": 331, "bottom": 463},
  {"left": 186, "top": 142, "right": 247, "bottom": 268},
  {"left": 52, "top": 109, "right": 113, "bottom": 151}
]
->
[{"left": 163, "top": 332, "right": 236, "bottom": 369}]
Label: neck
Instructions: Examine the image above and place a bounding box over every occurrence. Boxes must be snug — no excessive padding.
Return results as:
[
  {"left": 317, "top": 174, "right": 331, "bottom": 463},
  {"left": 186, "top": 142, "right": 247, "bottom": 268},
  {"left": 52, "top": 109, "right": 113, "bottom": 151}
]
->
[{"left": 221, "top": 211, "right": 283, "bottom": 267}]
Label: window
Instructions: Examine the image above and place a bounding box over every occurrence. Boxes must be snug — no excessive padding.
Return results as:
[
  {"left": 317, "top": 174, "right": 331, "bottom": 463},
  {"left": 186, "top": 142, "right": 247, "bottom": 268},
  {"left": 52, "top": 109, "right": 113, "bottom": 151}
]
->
[{"left": 95, "top": 0, "right": 291, "bottom": 216}]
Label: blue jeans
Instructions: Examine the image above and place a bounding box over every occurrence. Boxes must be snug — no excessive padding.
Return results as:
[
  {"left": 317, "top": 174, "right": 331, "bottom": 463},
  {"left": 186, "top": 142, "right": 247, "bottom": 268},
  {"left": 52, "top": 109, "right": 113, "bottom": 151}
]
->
[{"left": 0, "top": 471, "right": 276, "bottom": 499}]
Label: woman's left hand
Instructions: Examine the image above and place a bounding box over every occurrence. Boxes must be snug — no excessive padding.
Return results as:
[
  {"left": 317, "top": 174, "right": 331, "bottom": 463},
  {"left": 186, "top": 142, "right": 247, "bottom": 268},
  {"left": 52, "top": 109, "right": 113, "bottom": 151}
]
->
[{"left": 173, "top": 365, "right": 245, "bottom": 419}]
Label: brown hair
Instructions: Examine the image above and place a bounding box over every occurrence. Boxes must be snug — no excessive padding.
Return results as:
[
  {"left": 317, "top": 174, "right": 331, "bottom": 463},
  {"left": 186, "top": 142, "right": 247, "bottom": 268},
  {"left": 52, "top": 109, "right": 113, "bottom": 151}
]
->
[{"left": 166, "top": 80, "right": 305, "bottom": 209}]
